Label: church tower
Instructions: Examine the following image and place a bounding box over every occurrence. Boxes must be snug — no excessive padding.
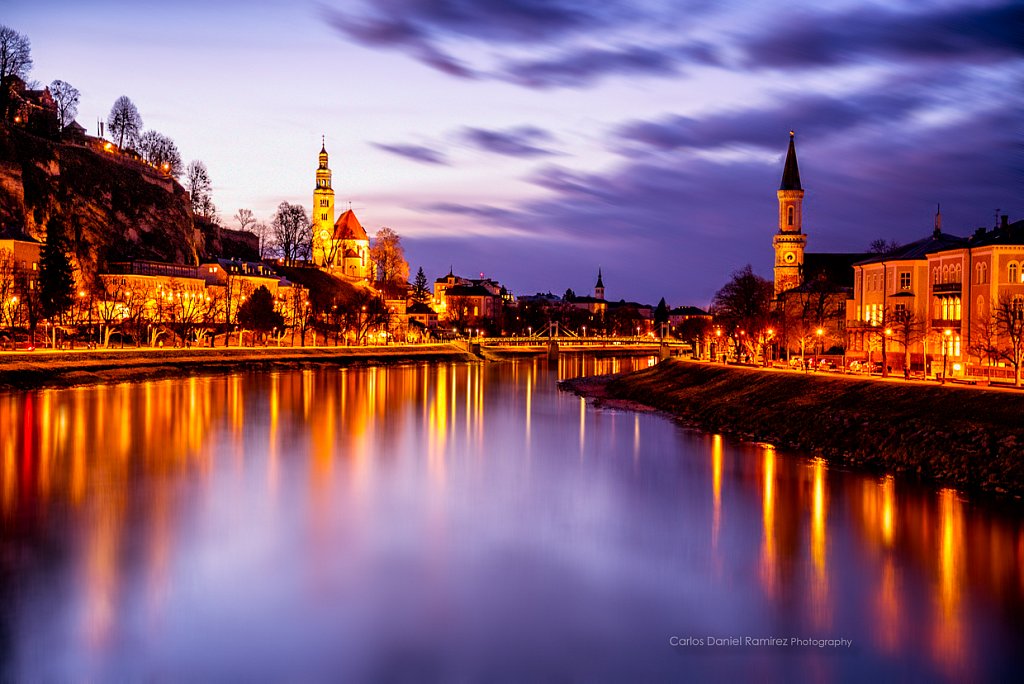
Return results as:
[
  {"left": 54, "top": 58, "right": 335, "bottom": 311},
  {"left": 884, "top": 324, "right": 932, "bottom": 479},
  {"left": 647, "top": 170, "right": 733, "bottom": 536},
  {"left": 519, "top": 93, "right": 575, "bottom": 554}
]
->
[
  {"left": 594, "top": 268, "right": 605, "bottom": 300},
  {"left": 312, "top": 139, "right": 335, "bottom": 267},
  {"left": 772, "top": 131, "right": 807, "bottom": 296}
]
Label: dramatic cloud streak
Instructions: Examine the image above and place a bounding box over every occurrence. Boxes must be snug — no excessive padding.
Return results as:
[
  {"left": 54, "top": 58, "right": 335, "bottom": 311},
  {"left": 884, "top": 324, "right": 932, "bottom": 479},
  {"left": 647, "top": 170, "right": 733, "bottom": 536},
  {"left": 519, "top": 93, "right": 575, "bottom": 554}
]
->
[
  {"left": 372, "top": 142, "right": 450, "bottom": 165},
  {"left": 461, "top": 126, "right": 558, "bottom": 158}
]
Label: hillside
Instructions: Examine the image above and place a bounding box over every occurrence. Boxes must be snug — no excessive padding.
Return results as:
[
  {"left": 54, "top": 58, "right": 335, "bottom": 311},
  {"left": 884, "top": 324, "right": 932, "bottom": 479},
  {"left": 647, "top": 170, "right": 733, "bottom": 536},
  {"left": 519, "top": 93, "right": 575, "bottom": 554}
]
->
[{"left": 0, "top": 123, "right": 200, "bottom": 281}]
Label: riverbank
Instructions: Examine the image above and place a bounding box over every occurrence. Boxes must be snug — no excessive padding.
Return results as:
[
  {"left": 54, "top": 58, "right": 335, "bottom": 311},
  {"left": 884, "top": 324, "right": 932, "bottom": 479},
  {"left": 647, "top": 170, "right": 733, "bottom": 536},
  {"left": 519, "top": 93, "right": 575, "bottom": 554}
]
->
[
  {"left": 561, "top": 359, "right": 1024, "bottom": 497},
  {"left": 0, "top": 344, "right": 477, "bottom": 391}
]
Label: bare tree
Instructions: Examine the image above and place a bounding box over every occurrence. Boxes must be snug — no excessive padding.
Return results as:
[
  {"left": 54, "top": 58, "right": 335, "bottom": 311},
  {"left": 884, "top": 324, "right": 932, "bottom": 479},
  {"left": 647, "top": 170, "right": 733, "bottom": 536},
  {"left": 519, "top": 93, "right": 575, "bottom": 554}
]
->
[
  {"left": 890, "top": 306, "right": 923, "bottom": 378},
  {"left": 234, "top": 208, "right": 256, "bottom": 232},
  {"left": 253, "top": 221, "right": 273, "bottom": 259},
  {"left": 138, "top": 130, "right": 183, "bottom": 177},
  {"left": 48, "top": 79, "right": 79, "bottom": 130},
  {"left": 107, "top": 95, "right": 142, "bottom": 150},
  {"left": 370, "top": 226, "right": 409, "bottom": 286},
  {"left": 710, "top": 265, "right": 775, "bottom": 361},
  {"left": 0, "top": 25, "right": 32, "bottom": 82},
  {"left": 271, "top": 202, "right": 310, "bottom": 266},
  {"left": 993, "top": 294, "right": 1024, "bottom": 387},
  {"left": 868, "top": 238, "right": 901, "bottom": 255},
  {"left": 185, "top": 160, "right": 215, "bottom": 218}
]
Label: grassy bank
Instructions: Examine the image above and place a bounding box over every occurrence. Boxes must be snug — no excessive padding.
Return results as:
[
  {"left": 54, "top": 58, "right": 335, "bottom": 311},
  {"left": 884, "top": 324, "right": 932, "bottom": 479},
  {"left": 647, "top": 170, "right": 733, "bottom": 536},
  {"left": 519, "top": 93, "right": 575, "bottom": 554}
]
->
[
  {"left": 0, "top": 344, "right": 476, "bottom": 391},
  {"left": 562, "top": 359, "right": 1024, "bottom": 497}
]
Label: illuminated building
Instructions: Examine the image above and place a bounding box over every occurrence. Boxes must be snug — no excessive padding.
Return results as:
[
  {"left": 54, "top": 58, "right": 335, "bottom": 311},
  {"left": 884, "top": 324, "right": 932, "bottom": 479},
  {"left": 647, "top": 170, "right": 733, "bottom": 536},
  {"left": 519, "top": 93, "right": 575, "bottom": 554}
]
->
[{"left": 310, "top": 142, "right": 372, "bottom": 281}]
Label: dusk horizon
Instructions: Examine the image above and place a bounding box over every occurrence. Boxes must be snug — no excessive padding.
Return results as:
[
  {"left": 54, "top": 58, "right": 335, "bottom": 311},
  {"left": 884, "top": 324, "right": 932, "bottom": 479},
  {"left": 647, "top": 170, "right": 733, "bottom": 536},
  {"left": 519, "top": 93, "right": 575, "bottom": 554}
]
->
[{"left": 7, "top": 0, "right": 1021, "bottom": 305}]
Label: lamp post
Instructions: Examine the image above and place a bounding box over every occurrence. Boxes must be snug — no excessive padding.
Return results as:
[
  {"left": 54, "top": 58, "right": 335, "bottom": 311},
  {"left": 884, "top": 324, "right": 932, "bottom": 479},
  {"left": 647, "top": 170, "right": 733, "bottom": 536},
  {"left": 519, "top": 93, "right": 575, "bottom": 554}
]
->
[
  {"left": 765, "top": 328, "right": 774, "bottom": 366},
  {"left": 941, "top": 328, "right": 952, "bottom": 384},
  {"left": 883, "top": 328, "right": 892, "bottom": 377}
]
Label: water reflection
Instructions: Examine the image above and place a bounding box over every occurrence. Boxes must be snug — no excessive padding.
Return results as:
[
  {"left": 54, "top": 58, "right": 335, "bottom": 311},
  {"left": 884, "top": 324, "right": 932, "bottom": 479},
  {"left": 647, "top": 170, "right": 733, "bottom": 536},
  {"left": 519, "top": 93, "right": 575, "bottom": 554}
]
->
[{"left": 0, "top": 356, "right": 1022, "bottom": 681}]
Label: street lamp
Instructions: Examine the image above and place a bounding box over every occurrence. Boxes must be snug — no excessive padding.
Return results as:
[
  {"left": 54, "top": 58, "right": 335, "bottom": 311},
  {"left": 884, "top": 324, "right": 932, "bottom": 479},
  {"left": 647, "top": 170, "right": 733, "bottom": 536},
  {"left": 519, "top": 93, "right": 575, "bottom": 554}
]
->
[{"left": 941, "top": 328, "right": 952, "bottom": 384}]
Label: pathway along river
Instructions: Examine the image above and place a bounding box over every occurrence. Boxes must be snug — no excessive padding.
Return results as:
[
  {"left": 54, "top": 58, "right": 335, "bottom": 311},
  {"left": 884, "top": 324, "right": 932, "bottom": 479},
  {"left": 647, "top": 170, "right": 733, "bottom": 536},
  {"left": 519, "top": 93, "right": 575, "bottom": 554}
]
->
[{"left": 0, "top": 357, "right": 1021, "bottom": 681}]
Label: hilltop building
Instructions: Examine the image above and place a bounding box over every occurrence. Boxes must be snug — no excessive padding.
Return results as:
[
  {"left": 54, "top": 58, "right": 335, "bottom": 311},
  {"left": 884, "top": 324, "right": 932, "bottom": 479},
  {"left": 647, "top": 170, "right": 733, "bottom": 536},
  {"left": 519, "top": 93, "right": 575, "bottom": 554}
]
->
[{"left": 310, "top": 142, "right": 372, "bottom": 281}]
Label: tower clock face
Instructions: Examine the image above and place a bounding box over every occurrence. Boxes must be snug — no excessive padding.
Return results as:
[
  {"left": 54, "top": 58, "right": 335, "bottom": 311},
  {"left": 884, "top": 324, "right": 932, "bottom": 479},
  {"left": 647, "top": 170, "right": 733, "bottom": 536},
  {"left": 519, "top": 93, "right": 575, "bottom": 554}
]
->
[
  {"left": 784, "top": 252, "right": 796, "bottom": 264},
  {"left": 320, "top": 229, "right": 330, "bottom": 242}
]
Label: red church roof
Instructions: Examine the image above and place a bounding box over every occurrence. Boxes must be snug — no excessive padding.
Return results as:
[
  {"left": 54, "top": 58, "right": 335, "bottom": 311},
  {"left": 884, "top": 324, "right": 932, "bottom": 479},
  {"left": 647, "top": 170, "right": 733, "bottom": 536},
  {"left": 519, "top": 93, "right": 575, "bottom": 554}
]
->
[{"left": 333, "top": 209, "right": 368, "bottom": 241}]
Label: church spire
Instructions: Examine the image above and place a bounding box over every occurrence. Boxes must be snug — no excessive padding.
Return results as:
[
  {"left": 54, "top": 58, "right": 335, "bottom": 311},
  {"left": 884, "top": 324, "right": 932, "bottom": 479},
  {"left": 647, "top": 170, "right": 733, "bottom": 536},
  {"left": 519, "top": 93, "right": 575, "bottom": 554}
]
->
[
  {"left": 594, "top": 268, "right": 605, "bottom": 300},
  {"left": 934, "top": 203, "right": 942, "bottom": 237},
  {"left": 780, "top": 131, "right": 802, "bottom": 191}
]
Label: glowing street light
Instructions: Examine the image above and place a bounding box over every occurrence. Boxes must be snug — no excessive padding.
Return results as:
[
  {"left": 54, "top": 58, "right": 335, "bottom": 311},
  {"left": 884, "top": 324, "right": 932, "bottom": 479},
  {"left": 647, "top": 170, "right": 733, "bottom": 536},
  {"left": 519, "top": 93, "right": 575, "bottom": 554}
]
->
[{"left": 942, "top": 328, "right": 953, "bottom": 384}]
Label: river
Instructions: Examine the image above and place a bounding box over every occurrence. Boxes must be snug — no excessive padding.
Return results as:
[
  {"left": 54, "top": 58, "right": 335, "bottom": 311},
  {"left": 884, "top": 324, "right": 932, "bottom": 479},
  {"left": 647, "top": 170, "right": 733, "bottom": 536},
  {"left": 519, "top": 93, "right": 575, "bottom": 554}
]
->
[{"left": 0, "top": 357, "right": 1021, "bottom": 681}]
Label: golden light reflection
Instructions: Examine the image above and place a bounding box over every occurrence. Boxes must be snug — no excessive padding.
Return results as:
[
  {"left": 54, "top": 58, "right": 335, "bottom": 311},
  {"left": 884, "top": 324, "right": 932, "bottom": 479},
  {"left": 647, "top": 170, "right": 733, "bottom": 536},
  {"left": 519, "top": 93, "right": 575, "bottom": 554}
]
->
[
  {"left": 809, "top": 457, "right": 830, "bottom": 629},
  {"left": 881, "top": 475, "right": 895, "bottom": 546},
  {"left": 933, "top": 487, "right": 968, "bottom": 674},
  {"left": 579, "top": 396, "right": 586, "bottom": 458},
  {"left": 760, "top": 445, "right": 777, "bottom": 597},
  {"left": 711, "top": 435, "right": 723, "bottom": 555},
  {"left": 632, "top": 413, "right": 640, "bottom": 462}
]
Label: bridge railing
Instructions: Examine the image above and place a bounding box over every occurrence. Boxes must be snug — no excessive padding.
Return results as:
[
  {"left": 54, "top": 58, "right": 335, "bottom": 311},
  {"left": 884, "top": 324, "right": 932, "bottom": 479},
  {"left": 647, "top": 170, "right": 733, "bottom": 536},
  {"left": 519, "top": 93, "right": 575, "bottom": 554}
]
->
[{"left": 479, "top": 336, "right": 673, "bottom": 347}]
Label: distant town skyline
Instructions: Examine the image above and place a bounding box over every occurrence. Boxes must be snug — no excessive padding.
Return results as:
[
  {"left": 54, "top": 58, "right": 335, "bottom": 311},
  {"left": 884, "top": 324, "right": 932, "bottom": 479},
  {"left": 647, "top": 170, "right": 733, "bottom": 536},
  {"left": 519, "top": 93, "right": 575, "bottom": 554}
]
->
[{"left": 8, "top": 0, "right": 1021, "bottom": 304}]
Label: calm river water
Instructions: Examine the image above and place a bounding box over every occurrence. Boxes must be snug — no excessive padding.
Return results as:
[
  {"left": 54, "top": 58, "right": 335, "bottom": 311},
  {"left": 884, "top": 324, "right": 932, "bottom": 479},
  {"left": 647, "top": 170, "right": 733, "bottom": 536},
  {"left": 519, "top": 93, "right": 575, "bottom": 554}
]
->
[{"left": 0, "top": 357, "right": 1022, "bottom": 681}]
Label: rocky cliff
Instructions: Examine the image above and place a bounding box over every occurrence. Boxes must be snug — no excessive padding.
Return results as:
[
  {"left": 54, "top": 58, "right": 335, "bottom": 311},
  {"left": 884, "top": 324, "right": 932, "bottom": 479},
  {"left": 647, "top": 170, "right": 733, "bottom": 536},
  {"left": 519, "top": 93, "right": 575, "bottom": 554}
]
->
[{"left": 0, "top": 123, "right": 201, "bottom": 282}]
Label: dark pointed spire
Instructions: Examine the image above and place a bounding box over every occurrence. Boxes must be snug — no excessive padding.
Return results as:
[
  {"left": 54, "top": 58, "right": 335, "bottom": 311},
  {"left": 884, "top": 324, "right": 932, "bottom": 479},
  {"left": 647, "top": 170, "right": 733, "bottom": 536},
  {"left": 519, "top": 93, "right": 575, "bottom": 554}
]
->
[
  {"left": 596, "top": 268, "right": 604, "bottom": 288},
  {"left": 320, "top": 134, "right": 327, "bottom": 154},
  {"left": 780, "top": 131, "right": 802, "bottom": 191},
  {"left": 934, "top": 203, "right": 942, "bottom": 237}
]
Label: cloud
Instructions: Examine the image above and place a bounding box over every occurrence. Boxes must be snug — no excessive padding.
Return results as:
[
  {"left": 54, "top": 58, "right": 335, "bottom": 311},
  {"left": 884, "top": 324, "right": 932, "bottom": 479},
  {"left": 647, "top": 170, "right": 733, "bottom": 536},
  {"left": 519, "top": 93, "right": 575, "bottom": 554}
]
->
[
  {"left": 502, "top": 44, "right": 690, "bottom": 89},
  {"left": 742, "top": 2, "right": 1024, "bottom": 69},
  {"left": 372, "top": 142, "right": 449, "bottom": 165},
  {"left": 461, "top": 126, "right": 558, "bottom": 158},
  {"left": 324, "top": 1, "right": 1024, "bottom": 90},
  {"left": 614, "top": 90, "right": 923, "bottom": 153}
]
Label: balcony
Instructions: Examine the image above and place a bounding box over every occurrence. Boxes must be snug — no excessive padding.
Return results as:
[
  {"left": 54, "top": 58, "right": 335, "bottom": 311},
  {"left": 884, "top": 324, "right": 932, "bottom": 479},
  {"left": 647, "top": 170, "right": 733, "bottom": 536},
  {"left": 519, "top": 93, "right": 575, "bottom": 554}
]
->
[
  {"left": 931, "top": 319, "right": 962, "bottom": 331},
  {"left": 932, "top": 282, "right": 962, "bottom": 294}
]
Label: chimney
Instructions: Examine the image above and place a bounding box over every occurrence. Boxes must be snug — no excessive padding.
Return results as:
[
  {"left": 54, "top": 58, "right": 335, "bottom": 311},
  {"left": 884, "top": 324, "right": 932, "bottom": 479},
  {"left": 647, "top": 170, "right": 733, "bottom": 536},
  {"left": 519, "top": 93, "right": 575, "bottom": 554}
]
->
[{"left": 1001, "top": 215, "right": 1009, "bottom": 229}]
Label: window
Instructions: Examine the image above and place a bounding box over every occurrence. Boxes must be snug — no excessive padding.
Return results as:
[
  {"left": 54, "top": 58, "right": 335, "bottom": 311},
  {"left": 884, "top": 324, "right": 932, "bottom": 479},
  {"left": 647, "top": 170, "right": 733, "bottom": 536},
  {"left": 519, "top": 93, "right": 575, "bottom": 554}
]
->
[
  {"left": 894, "top": 303, "right": 907, "bottom": 314},
  {"left": 942, "top": 265, "right": 949, "bottom": 283},
  {"left": 953, "top": 297, "right": 961, "bottom": 320},
  {"left": 899, "top": 271, "right": 911, "bottom": 289},
  {"left": 933, "top": 268, "right": 940, "bottom": 284},
  {"left": 787, "top": 206, "right": 794, "bottom": 226},
  {"left": 954, "top": 264, "right": 961, "bottom": 282},
  {"left": 941, "top": 297, "right": 949, "bottom": 320},
  {"left": 981, "top": 262, "right": 988, "bottom": 283},
  {"left": 1010, "top": 262, "right": 1019, "bottom": 283}
]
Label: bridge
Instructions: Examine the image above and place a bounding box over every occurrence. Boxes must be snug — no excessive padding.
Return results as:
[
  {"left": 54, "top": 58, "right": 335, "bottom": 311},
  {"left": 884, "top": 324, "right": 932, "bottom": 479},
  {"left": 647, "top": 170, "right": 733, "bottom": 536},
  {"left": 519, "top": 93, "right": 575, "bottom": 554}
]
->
[{"left": 473, "top": 335, "right": 692, "bottom": 357}]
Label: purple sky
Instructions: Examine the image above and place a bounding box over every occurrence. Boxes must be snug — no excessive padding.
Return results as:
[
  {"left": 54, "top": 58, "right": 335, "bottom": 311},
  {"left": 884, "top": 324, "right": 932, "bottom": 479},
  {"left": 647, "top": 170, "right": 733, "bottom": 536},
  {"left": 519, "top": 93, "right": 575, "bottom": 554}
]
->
[{"left": 8, "top": 0, "right": 1022, "bottom": 305}]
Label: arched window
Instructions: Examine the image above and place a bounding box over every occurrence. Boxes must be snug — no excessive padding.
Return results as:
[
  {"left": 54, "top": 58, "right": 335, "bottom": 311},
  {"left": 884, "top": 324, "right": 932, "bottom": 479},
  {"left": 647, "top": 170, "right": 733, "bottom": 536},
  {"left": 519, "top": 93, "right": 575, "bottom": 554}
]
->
[
  {"left": 934, "top": 299, "right": 941, "bottom": 319},
  {"left": 981, "top": 262, "right": 988, "bottom": 283},
  {"left": 941, "top": 297, "right": 949, "bottom": 320},
  {"left": 933, "top": 268, "right": 940, "bottom": 284},
  {"left": 942, "top": 265, "right": 949, "bottom": 283},
  {"left": 953, "top": 297, "right": 961, "bottom": 320},
  {"left": 787, "top": 207, "right": 794, "bottom": 226},
  {"left": 954, "top": 264, "right": 961, "bottom": 282},
  {"left": 1010, "top": 262, "right": 1019, "bottom": 284},
  {"left": 977, "top": 295, "right": 985, "bottom": 319}
]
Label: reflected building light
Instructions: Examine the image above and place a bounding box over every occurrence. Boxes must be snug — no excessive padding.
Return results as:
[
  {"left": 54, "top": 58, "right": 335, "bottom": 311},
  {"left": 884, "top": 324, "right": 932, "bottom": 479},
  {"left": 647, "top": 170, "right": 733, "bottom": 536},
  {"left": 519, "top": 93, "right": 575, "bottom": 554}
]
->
[
  {"left": 809, "top": 457, "right": 831, "bottom": 629},
  {"left": 881, "top": 475, "right": 895, "bottom": 546},
  {"left": 933, "top": 487, "right": 968, "bottom": 675},
  {"left": 633, "top": 413, "right": 640, "bottom": 462},
  {"left": 525, "top": 368, "right": 532, "bottom": 444},
  {"left": 579, "top": 396, "right": 586, "bottom": 458},
  {"left": 712, "top": 435, "right": 723, "bottom": 553},
  {"left": 760, "top": 445, "right": 777, "bottom": 597},
  {"left": 875, "top": 557, "right": 901, "bottom": 654}
]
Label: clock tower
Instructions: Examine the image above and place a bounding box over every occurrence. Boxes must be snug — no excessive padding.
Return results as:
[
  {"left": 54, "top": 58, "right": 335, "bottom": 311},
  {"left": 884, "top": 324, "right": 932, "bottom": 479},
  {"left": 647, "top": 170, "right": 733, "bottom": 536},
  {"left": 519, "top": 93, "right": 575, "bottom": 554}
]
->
[
  {"left": 772, "top": 131, "right": 807, "bottom": 296},
  {"left": 312, "top": 138, "right": 335, "bottom": 267}
]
